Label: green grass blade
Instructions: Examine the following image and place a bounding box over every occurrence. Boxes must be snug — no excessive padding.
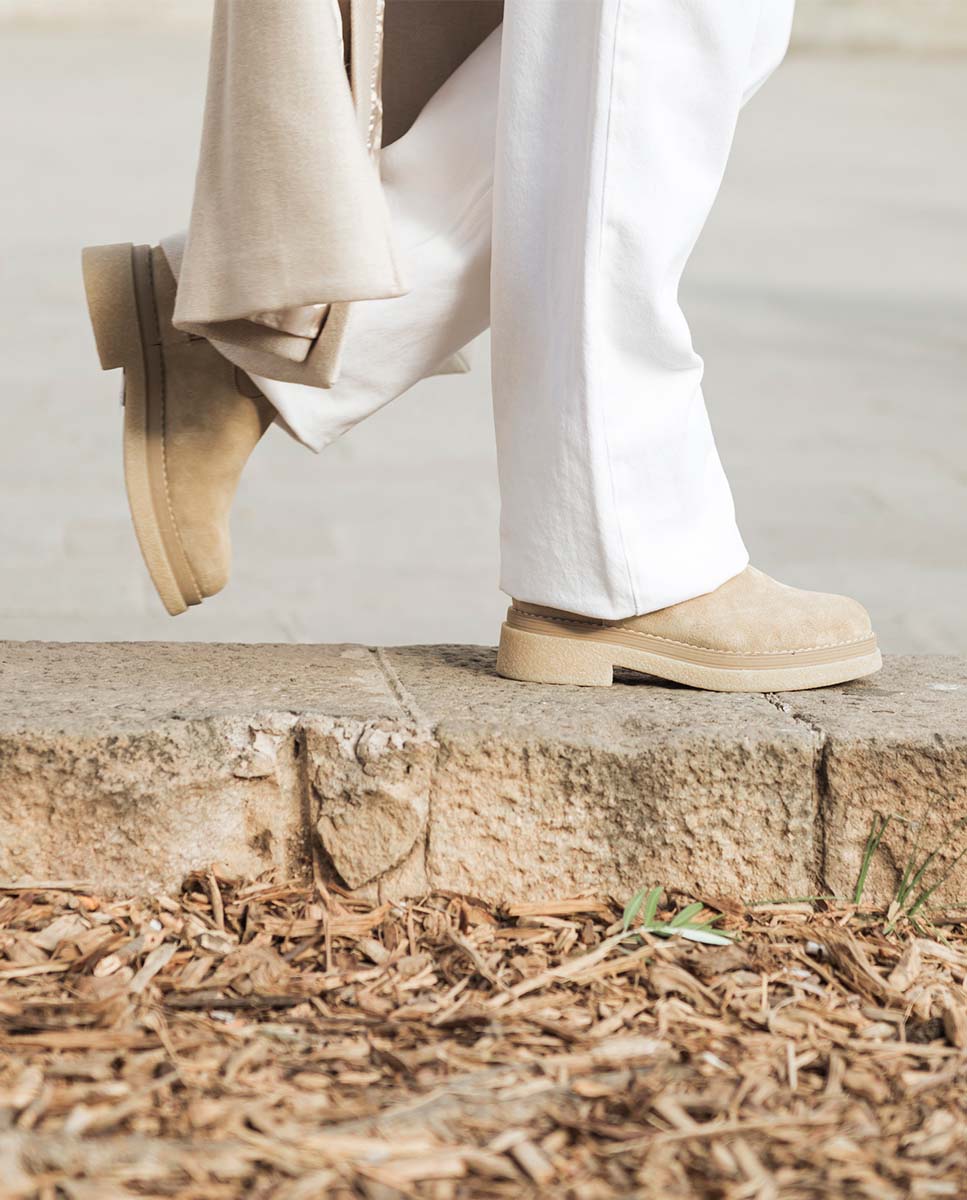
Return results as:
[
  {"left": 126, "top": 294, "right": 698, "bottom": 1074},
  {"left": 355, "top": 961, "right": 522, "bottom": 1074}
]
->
[
  {"left": 902, "top": 846, "right": 943, "bottom": 906},
  {"left": 907, "top": 843, "right": 967, "bottom": 920},
  {"left": 854, "top": 813, "right": 890, "bottom": 905},
  {"left": 622, "top": 887, "right": 649, "bottom": 933},
  {"left": 642, "top": 886, "right": 663, "bottom": 927},
  {"left": 901, "top": 814, "right": 967, "bottom": 914},
  {"left": 895, "top": 821, "right": 924, "bottom": 907},
  {"left": 669, "top": 902, "right": 705, "bottom": 928}
]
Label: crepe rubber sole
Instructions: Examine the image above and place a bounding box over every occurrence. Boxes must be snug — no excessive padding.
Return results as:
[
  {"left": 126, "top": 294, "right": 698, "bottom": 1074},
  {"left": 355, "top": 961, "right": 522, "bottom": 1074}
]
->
[
  {"left": 82, "top": 242, "right": 200, "bottom": 616},
  {"left": 496, "top": 610, "right": 882, "bottom": 692}
]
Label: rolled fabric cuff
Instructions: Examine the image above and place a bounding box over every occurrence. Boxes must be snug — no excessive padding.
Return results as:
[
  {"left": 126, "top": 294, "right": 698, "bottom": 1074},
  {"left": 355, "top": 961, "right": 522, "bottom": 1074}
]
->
[{"left": 173, "top": 0, "right": 405, "bottom": 342}]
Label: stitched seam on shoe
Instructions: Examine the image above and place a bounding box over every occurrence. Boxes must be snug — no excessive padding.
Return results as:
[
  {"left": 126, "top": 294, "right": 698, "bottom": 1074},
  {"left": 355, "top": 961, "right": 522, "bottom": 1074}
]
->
[
  {"left": 512, "top": 608, "right": 871, "bottom": 656},
  {"left": 146, "top": 248, "right": 203, "bottom": 601}
]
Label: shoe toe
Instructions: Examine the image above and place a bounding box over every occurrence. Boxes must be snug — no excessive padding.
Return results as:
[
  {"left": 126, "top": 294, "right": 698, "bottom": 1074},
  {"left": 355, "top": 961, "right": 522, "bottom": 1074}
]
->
[{"left": 811, "top": 590, "right": 874, "bottom": 647}]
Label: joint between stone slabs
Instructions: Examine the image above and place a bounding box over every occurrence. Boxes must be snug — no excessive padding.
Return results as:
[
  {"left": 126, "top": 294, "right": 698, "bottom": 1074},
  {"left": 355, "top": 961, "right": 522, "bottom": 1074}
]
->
[
  {"left": 367, "top": 646, "right": 440, "bottom": 900},
  {"left": 763, "top": 693, "right": 832, "bottom": 897},
  {"left": 289, "top": 721, "right": 317, "bottom": 886},
  {"left": 370, "top": 646, "right": 434, "bottom": 733}
]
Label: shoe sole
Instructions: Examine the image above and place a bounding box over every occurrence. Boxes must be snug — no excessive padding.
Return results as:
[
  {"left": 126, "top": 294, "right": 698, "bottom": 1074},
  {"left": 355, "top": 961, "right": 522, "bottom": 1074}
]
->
[
  {"left": 496, "top": 612, "right": 882, "bottom": 692},
  {"left": 81, "top": 243, "right": 202, "bottom": 617}
]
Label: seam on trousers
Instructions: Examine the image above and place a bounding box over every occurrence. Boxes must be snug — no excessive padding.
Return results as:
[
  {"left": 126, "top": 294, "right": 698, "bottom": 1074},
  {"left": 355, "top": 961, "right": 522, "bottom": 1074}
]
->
[{"left": 592, "top": 0, "right": 639, "bottom": 616}]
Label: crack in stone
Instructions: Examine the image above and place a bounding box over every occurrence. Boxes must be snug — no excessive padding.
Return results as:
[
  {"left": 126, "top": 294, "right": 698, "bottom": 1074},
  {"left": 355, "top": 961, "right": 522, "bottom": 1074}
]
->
[
  {"left": 227, "top": 714, "right": 313, "bottom": 884},
  {"left": 291, "top": 722, "right": 318, "bottom": 885},
  {"left": 763, "top": 693, "right": 832, "bottom": 897},
  {"left": 369, "top": 649, "right": 439, "bottom": 897}
]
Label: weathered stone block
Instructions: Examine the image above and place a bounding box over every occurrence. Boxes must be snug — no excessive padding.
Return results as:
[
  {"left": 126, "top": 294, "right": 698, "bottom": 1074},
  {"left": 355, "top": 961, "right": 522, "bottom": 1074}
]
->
[
  {"left": 775, "top": 657, "right": 967, "bottom": 905},
  {"left": 0, "top": 719, "right": 304, "bottom": 892},
  {"left": 385, "top": 647, "right": 822, "bottom": 901},
  {"left": 0, "top": 642, "right": 405, "bottom": 892}
]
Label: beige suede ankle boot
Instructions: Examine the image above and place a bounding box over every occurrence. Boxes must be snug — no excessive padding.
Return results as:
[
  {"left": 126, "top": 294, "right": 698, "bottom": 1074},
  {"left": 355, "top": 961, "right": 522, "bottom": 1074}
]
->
[
  {"left": 82, "top": 243, "right": 275, "bottom": 615},
  {"left": 497, "top": 567, "right": 881, "bottom": 692}
]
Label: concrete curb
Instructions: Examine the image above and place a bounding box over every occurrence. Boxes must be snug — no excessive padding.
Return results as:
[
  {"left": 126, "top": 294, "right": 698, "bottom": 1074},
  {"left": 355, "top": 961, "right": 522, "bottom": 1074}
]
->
[{"left": 2, "top": 644, "right": 965, "bottom": 904}]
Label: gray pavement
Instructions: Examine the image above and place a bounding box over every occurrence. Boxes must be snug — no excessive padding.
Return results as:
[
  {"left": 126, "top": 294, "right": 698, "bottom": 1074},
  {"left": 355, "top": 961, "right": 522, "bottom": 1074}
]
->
[{"left": 1, "top": 30, "right": 965, "bottom": 651}]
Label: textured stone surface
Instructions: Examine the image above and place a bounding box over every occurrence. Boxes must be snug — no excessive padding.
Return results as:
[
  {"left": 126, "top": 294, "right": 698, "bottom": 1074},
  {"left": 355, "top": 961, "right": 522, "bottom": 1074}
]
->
[
  {"left": 0, "top": 643, "right": 405, "bottom": 892},
  {"left": 384, "top": 647, "right": 821, "bottom": 902},
  {"left": 308, "top": 717, "right": 436, "bottom": 891},
  {"left": 2, "top": 644, "right": 965, "bottom": 905},
  {"left": 773, "top": 657, "right": 967, "bottom": 903}
]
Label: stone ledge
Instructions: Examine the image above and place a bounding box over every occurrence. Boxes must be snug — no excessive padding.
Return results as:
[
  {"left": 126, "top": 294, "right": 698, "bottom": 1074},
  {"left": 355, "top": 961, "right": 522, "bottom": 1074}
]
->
[{"left": 1, "top": 643, "right": 965, "bottom": 904}]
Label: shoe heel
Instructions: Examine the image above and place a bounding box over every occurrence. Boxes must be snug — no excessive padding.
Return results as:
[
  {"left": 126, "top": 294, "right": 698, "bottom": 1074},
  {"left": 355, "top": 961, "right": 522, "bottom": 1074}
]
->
[
  {"left": 81, "top": 242, "right": 142, "bottom": 371},
  {"left": 496, "top": 622, "right": 614, "bottom": 686}
]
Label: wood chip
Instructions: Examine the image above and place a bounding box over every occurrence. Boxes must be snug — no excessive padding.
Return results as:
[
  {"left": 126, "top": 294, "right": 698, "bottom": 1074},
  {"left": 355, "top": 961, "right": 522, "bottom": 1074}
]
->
[
  {"left": 2, "top": 871, "right": 966, "bottom": 1196},
  {"left": 941, "top": 1001, "right": 967, "bottom": 1048},
  {"left": 509, "top": 1137, "right": 555, "bottom": 1185}
]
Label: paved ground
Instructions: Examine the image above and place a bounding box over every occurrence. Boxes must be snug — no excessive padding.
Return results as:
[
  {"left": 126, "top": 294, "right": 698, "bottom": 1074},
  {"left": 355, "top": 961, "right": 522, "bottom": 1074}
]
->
[{"left": 1, "top": 30, "right": 964, "bottom": 651}]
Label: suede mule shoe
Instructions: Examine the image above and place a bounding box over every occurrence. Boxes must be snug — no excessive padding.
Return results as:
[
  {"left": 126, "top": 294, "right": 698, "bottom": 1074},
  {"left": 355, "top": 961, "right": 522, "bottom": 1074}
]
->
[
  {"left": 82, "top": 243, "right": 275, "bottom": 615},
  {"left": 496, "top": 567, "right": 881, "bottom": 692}
]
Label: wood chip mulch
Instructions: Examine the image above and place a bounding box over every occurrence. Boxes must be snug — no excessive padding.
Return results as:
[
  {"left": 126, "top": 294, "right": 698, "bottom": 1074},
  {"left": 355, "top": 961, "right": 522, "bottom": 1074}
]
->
[{"left": 1, "top": 872, "right": 966, "bottom": 1199}]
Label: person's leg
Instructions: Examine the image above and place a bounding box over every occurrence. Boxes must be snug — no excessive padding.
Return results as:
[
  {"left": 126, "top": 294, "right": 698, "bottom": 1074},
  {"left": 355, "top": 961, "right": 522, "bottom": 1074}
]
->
[
  {"left": 250, "top": 26, "right": 502, "bottom": 451},
  {"left": 491, "top": 0, "right": 795, "bottom": 621},
  {"left": 81, "top": 26, "right": 502, "bottom": 616},
  {"left": 258, "top": 2, "right": 795, "bottom": 456},
  {"left": 491, "top": 0, "right": 879, "bottom": 691}
]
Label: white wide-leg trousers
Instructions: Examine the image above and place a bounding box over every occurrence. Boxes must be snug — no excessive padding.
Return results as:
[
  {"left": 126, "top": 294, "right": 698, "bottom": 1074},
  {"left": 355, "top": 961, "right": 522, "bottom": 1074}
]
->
[{"left": 254, "top": 0, "right": 795, "bottom": 619}]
